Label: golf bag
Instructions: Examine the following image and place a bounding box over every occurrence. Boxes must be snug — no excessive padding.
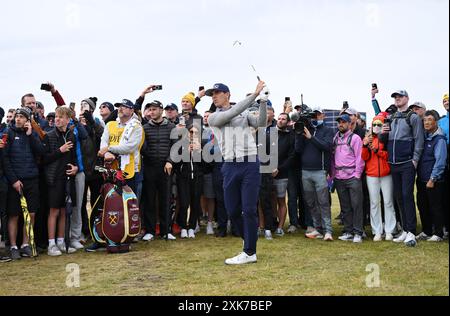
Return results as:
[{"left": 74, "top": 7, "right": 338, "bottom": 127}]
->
[{"left": 90, "top": 166, "right": 141, "bottom": 254}]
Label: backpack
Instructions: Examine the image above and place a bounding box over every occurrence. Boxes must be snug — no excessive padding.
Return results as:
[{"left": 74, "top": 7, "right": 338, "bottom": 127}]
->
[{"left": 333, "top": 132, "right": 355, "bottom": 156}]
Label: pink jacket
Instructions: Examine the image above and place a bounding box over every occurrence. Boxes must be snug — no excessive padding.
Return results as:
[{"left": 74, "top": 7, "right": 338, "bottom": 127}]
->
[{"left": 331, "top": 130, "right": 365, "bottom": 180}]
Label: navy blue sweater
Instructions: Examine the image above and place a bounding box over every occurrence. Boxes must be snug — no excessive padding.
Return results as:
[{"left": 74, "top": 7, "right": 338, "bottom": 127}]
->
[
  {"left": 295, "top": 124, "right": 334, "bottom": 172},
  {"left": 3, "top": 125, "right": 43, "bottom": 184}
]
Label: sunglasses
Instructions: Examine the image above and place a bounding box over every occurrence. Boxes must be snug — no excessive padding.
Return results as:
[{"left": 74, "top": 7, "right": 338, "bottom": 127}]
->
[{"left": 373, "top": 123, "right": 383, "bottom": 127}]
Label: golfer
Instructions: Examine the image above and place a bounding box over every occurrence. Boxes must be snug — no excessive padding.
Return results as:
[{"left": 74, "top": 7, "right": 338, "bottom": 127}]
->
[{"left": 206, "top": 80, "right": 268, "bottom": 265}]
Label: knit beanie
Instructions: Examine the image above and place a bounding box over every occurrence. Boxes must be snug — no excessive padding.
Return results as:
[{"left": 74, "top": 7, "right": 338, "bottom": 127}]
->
[
  {"left": 182, "top": 92, "right": 196, "bottom": 108},
  {"left": 82, "top": 98, "right": 96, "bottom": 112}
]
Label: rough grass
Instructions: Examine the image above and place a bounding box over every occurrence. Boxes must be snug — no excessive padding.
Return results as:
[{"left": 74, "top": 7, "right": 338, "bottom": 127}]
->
[{"left": 0, "top": 197, "right": 448, "bottom": 296}]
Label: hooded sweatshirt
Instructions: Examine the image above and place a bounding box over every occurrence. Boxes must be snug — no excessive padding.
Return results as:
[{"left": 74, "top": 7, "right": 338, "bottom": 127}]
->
[{"left": 362, "top": 114, "right": 391, "bottom": 178}]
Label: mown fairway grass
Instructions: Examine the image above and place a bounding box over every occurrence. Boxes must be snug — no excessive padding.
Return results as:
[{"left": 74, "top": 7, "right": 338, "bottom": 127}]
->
[{"left": 0, "top": 195, "right": 448, "bottom": 296}]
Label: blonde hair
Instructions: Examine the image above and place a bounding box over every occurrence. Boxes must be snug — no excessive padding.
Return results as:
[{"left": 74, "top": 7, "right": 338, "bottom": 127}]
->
[{"left": 55, "top": 106, "right": 73, "bottom": 119}]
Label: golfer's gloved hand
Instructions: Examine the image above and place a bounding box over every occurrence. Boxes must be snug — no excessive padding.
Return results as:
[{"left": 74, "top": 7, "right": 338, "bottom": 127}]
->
[{"left": 259, "top": 86, "right": 270, "bottom": 102}]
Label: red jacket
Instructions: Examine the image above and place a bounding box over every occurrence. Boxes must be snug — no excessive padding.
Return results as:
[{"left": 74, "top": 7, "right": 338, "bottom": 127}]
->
[{"left": 362, "top": 136, "right": 390, "bottom": 178}]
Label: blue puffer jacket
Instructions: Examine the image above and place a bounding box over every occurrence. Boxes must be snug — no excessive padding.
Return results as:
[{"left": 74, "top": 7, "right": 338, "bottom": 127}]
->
[
  {"left": 387, "top": 110, "right": 424, "bottom": 165},
  {"left": 2, "top": 125, "right": 43, "bottom": 184}
]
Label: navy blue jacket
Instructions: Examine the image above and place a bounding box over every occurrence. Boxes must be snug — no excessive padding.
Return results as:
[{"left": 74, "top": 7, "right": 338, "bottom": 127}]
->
[
  {"left": 418, "top": 128, "right": 447, "bottom": 183},
  {"left": 295, "top": 124, "right": 334, "bottom": 172},
  {"left": 2, "top": 125, "right": 43, "bottom": 184}
]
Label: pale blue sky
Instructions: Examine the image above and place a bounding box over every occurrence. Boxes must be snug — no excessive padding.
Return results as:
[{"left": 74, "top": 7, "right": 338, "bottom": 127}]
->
[{"left": 1, "top": 0, "right": 448, "bottom": 120}]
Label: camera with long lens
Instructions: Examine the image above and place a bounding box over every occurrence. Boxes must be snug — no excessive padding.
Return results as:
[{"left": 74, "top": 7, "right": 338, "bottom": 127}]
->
[{"left": 290, "top": 104, "right": 316, "bottom": 134}]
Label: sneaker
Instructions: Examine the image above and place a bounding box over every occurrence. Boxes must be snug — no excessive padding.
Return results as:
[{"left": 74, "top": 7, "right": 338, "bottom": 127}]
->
[
  {"left": 305, "top": 226, "right": 315, "bottom": 234},
  {"left": 206, "top": 222, "right": 214, "bottom": 235},
  {"left": 142, "top": 233, "right": 155, "bottom": 241},
  {"left": 163, "top": 233, "right": 177, "bottom": 241},
  {"left": 416, "top": 232, "right": 430, "bottom": 241},
  {"left": 57, "top": 243, "right": 77, "bottom": 254},
  {"left": 353, "top": 235, "right": 363, "bottom": 243},
  {"left": 85, "top": 242, "right": 106, "bottom": 252},
  {"left": 0, "top": 255, "right": 12, "bottom": 263},
  {"left": 275, "top": 228, "right": 285, "bottom": 237},
  {"left": 188, "top": 229, "right": 196, "bottom": 239},
  {"left": 225, "top": 252, "right": 257, "bottom": 265},
  {"left": 194, "top": 224, "right": 201, "bottom": 234},
  {"left": 427, "top": 235, "right": 443, "bottom": 242},
  {"left": 338, "top": 233, "right": 354, "bottom": 241},
  {"left": 324, "top": 233, "right": 333, "bottom": 241},
  {"left": 287, "top": 225, "right": 297, "bottom": 234},
  {"left": 264, "top": 230, "right": 273, "bottom": 240},
  {"left": 181, "top": 229, "right": 188, "bottom": 239},
  {"left": 404, "top": 232, "right": 417, "bottom": 247},
  {"left": 306, "top": 230, "right": 324, "bottom": 239},
  {"left": 47, "top": 245, "right": 62, "bottom": 257},
  {"left": 215, "top": 230, "right": 227, "bottom": 238},
  {"left": 172, "top": 223, "right": 182, "bottom": 235},
  {"left": 20, "top": 245, "right": 33, "bottom": 257},
  {"left": 373, "top": 234, "right": 382, "bottom": 242},
  {"left": 385, "top": 233, "right": 394, "bottom": 241},
  {"left": 70, "top": 241, "right": 85, "bottom": 250},
  {"left": 10, "top": 248, "right": 21, "bottom": 260},
  {"left": 393, "top": 231, "right": 407, "bottom": 243}
]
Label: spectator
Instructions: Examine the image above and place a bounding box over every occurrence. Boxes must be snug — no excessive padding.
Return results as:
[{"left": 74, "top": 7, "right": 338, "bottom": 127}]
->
[
  {"left": 272, "top": 113, "right": 295, "bottom": 237},
  {"left": 416, "top": 111, "right": 447, "bottom": 242},
  {"left": 6, "top": 109, "right": 15, "bottom": 125},
  {"left": 180, "top": 92, "right": 203, "bottom": 128},
  {"left": 439, "top": 93, "right": 449, "bottom": 144},
  {"left": 384, "top": 90, "right": 424, "bottom": 247},
  {"left": 41, "top": 106, "right": 78, "bottom": 256},
  {"left": 99, "top": 102, "right": 117, "bottom": 125},
  {"left": 341, "top": 108, "right": 366, "bottom": 140},
  {"left": 207, "top": 81, "right": 267, "bottom": 265},
  {"left": 331, "top": 114, "right": 365, "bottom": 243},
  {"left": 141, "top": 101, "right": 176, "bottom": 241},
  {"left": 164, "top": 103, "right": 180, "bottom": 125},
  {"left": 201, "top": 111, "right": 216, "bottom": 236},
  {"left": 411, "top": 102, "right": 427, "bottom": 119},
  {"left": 79, "top": 99, "right": 104, "bottom": 245},
  {"left": 438, "top": 93, "right": 449, "bottom": 237},
  {"left": 295, "top": 107, "right": 335, "bottom": 241},
  {"left": 258, "top": 106, "right": 277, "bottom": 240},
  {"left": 0, "top": 108, "right": 8, "bottom": 252},
  {"left": 176, "top": 124, "right": 204, "bottom": 239},
  {"left": 46, "top": 112, "right": 55, "bottom": 130},
  {"left": 362, "top": 113, "right": 396, "bottom": 241},
  {"left": 2, "top": 108, "right": 43, "bottom": 259}
]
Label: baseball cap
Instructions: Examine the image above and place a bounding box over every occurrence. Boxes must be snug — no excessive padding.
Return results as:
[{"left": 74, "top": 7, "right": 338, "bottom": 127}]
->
[
  {"left": 114, "top": 99, "right": 135, "bottom": 109},
  {"left": 205, "top": 83, "right": 230, "bottom": 97},
  {"left": 312, "top": 106, "right": 324, "bottom": 114},
  {"left": 342, "top": 108, "right": 358, "bottom": 116},
  {"left": 411, "top": 101, "right": 426, "bottom": 110},
  {"left": 336, "top": 114, "right": 351, "bottom": 123},
  {"left": 164, "top": 103, "right": 179, "bottom": 111},
  {"left": 46, "top": 112, "right": 56, "bottom": 119},
  {"left": 391, "top": 90, "right": 409, "bottom": 98},
  {"left": 145, "top": 100, "right": 163, "bottom": 109}
]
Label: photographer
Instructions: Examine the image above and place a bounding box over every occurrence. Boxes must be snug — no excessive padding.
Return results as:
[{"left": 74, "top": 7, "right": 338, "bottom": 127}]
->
[
  {"left": 295, "top": 107, "right": 335, "bottom": 241},
  {"left": 3, "top": 108, "right": 44, "bottom": 259}
]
